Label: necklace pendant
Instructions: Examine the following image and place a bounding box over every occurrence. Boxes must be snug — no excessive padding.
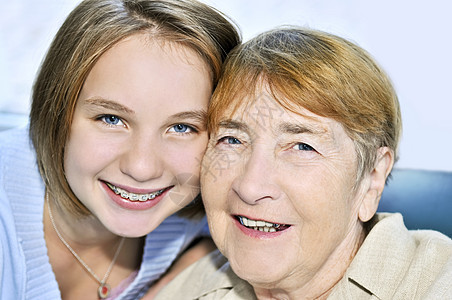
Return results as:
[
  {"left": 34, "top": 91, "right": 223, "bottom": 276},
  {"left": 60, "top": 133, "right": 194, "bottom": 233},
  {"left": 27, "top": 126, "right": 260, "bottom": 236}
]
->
[{"left": 98, "top": 283, "right": 111, "bottom": 299}]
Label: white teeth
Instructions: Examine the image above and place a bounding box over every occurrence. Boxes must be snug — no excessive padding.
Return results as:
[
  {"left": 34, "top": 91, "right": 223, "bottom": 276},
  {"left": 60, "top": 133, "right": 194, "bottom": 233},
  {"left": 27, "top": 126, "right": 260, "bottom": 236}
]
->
[
  {"left": 106, "top": 183, "right": 164, "bottom": 202},
  {"left": 256, "top": 220, "right": 265, "bottom": 227},
  {"left": 238, "top": 216, "right": 282, "bottom": 232}
]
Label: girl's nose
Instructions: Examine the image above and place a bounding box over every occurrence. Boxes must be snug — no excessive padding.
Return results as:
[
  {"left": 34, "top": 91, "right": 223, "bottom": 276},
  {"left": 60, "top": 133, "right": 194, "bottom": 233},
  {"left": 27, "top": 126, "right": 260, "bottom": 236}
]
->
[{"left": 119, "top": 134, "right": 164, "bottom": 182}]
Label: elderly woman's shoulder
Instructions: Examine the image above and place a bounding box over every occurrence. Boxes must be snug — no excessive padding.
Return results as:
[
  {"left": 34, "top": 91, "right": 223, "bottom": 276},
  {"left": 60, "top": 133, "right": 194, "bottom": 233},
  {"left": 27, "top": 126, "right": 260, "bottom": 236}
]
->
[
  {"left": 404, "top": 229, "right": 452, "bottom": 298},
  {"left": 342, "top": 213, "right": 452, "bottom": 299},
  {"left": 410, "top": 227, "right": 452, "bottom": 248},
  {"left": 368, "top": 213, "right": 452, "bottom": 271},
  {"left": 409, "top": 227, "right": 452, "bottom": 271}
]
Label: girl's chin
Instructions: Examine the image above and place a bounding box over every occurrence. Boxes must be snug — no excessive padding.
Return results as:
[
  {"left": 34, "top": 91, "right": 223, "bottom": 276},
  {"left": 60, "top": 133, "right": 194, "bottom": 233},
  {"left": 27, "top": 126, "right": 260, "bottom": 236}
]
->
[{"left": 102, "top": 212, "right": 168, "bottom": 237}]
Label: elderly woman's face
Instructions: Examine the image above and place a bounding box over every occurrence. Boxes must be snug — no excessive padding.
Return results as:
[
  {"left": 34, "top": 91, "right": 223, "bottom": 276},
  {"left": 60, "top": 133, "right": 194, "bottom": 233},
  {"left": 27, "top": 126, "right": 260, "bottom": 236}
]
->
[{"left": 201, "top": 91, "right": 374, "bottom": 291}]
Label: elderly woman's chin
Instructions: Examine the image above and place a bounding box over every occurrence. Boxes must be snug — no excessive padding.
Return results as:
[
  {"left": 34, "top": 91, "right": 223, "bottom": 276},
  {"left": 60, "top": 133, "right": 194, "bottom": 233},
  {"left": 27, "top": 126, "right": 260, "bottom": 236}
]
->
[
  {"left": 227, "top": 244, "right": 294, "bottom": 286},
  {"left": 231, "top": 261, "right": 302, "bottom": 292},
  {"left": 209, "top": 221, "right": 296, "bottom": 286},
  {"left": 222, "top": 231, "right": 353, "bottom": 295},
  {"left": 214, "top": 220, "right": 345, "bottom": 293}
]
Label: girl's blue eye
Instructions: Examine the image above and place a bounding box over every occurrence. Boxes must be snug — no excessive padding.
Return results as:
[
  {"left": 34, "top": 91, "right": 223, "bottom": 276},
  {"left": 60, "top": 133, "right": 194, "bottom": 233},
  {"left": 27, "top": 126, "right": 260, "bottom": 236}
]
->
[
  {"left": 168, "top": 124, "right": 197, "bottom": 134},
  {"left": 101, "top": 115, "right": 123, "bottom": 126},
  {"left": 173, "top": 124, "right": 189, "bottom": 133},
  {"left": 169, "top": 124, "right": 196, "bottom": 133},
  {"left": 294, "top": 143, "right": 315, "bottom": 151}
]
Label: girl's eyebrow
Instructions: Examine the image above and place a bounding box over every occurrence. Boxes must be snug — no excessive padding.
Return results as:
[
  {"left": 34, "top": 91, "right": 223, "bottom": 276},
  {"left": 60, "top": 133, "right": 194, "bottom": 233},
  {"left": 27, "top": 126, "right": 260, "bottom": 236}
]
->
[
  {"left": 84, "top": 97, "right": 135, "bottom": 114},
  {"left": 167, "top": 110, "right": 207, "bottom": 123}
]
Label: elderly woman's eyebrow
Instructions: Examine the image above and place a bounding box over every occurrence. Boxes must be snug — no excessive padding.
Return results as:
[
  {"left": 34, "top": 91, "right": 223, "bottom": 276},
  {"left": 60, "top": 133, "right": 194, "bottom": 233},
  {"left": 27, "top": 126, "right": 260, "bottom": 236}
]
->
[
  {"left": 84, "top": 97, "right": 135, "bottom": 114},
  {"left": 278, "top": 122, "right": 327, "bottom": 135},
  {"left": 217, "top": 119, "right": 250, "bottom": 132}
]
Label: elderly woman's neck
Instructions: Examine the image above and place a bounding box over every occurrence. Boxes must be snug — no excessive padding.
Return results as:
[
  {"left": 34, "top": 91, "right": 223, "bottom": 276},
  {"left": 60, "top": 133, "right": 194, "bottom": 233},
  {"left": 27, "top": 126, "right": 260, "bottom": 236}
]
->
[{"left": 253, "top": 223, "right": 367, "bottom": 300}]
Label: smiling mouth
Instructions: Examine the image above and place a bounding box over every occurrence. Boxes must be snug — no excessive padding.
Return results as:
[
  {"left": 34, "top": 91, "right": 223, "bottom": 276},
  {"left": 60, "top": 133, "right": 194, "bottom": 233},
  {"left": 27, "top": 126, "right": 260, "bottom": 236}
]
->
[
  {"left": 236, "top": 215, "right": 291, "bottom": 232},
  {"left": 106, "top": 182, "right": 167, "bottom": 202}
]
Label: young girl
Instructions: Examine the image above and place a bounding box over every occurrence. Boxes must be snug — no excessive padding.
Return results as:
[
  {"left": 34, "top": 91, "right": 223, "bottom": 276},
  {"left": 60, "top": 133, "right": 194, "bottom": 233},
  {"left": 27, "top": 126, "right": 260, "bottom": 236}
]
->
[{"left": 0, "top": 0, "right": 240, "bottom": 299}]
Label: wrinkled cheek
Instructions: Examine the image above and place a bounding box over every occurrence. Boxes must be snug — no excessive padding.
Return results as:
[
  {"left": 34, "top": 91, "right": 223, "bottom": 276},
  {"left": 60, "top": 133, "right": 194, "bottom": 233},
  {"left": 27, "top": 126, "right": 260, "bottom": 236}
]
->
[
  {"left": 201, "top": 148, "right": 240, "bottom": 186},
  {"left": 200, "top": 151, "right": 221, "bottom": 183},
  {"left": 206, "top": 209, "right": 229, "bottom": 253},
  {"left": 200, "top": 165, "right": 234, "bottom": 216}
]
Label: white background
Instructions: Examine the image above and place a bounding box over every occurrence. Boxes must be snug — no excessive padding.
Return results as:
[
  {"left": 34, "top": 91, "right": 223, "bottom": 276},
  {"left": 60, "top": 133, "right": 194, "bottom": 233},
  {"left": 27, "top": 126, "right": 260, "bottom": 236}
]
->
[{"left": 1, "top": 0, "right": 451, "bottom": 171}]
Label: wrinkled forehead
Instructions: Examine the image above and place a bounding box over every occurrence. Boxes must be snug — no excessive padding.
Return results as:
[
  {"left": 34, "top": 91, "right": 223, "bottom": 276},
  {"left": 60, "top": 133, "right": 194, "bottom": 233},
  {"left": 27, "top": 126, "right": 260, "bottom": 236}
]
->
[
  {"left": 226, "top": 92, "right": 286, "bottom": 123},
  {"left": 209, "top": 82, "right": 321, "bottom": 134},
  {"left": 213, "top": 88, "right": 344, "bottom": 139}
]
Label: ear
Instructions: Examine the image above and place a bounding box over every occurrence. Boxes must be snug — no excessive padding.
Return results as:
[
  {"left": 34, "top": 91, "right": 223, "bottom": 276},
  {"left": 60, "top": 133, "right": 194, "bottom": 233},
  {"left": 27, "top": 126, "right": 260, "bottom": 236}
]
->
[{"left": 358, "top": 147, "right": 394, "bottom": 222}]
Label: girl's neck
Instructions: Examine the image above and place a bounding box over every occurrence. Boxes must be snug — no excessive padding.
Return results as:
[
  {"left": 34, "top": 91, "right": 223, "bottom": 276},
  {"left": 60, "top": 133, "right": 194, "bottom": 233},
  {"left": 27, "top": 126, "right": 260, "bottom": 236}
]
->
[
  {"left": 43, "top": 198, "right": 144, "bottom": 298},
  {"left": 46, "top": 196, "right": 117, "bottom": 246}
]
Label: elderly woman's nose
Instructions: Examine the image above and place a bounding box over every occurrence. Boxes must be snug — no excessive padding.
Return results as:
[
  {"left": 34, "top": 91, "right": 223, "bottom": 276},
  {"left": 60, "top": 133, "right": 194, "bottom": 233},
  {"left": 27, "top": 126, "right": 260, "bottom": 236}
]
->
[
  {"left": 119, "top": 134, "right": 164, "bottom": 182},
  {"left": 231, "top": 149, "right": 281, "bottom": 204}
]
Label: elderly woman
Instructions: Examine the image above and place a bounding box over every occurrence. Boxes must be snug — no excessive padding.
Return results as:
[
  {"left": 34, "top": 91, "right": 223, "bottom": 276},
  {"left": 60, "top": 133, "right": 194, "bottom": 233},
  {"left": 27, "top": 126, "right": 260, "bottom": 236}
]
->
[{"left": 155, "top": 27, "right": 452, "bottom": 299}]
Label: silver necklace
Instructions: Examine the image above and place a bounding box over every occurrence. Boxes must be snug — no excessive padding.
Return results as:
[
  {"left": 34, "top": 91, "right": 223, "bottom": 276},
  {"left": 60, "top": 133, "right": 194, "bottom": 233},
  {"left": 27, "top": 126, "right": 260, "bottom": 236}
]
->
[{"left": 46, "top": 194, "right": 125, "bottom": 299}]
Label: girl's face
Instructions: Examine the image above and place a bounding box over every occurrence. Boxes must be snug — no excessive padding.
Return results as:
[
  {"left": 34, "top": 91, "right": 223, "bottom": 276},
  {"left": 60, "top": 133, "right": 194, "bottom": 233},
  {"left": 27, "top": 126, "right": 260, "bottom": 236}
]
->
[{"left": 64, "top": 34, "right": 212, "bottom": 237}]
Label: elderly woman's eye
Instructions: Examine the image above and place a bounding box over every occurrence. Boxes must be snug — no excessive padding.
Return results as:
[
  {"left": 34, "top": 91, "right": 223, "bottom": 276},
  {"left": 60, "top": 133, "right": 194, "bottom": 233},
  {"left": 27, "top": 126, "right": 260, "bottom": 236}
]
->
[
  {"left": 293, "top": 143, "right": 315, "bottom": 151},
  {"left": 218, "top": 136, "right": 241, "bottom": 145}
]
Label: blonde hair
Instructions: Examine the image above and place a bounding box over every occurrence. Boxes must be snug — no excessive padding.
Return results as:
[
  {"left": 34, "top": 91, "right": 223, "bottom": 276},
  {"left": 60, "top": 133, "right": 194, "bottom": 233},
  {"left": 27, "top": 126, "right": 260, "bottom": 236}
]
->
[
  {"left": 30, "top": 0, "right": 241, "bottom": 216},
  {"left": 209, "top": 26, "right": 401, "bottom": 181}
]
